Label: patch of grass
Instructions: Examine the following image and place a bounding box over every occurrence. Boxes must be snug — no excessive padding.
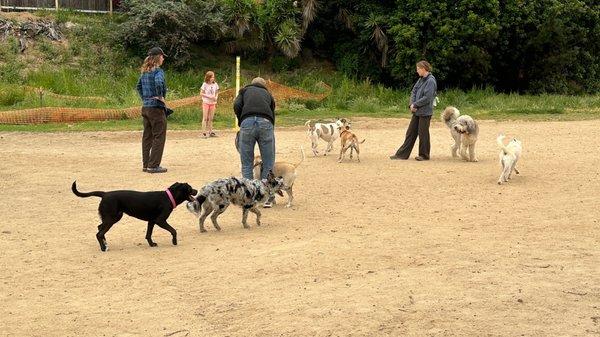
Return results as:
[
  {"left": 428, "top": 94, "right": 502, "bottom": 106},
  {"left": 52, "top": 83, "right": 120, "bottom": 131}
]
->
[{"left": 0, "top": 85, "right": 26, "bottom": 106}]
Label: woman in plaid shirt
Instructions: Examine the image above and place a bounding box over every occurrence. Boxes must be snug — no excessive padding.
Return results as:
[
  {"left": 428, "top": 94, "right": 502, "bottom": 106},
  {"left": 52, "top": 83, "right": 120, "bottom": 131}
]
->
[{"left": 136, "top": 47, "right": 168, "bottom": 174}]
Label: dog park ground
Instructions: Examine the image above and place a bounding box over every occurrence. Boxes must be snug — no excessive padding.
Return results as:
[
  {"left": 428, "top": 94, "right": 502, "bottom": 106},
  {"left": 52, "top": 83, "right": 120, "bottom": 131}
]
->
[{"left": 1, "top": 118, "right": 599, "bottom": 336}]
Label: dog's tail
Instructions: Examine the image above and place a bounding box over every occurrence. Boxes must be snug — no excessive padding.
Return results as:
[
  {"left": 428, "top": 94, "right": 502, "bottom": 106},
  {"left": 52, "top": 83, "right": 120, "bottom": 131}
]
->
[
  {"left": 358, "top": 139, "right": 366, "bottom": 144},
  {"left": 71, "top": 181, "right": 105, "bottom": 198},
  {"left": 294, "top": 146, "right": 305, "bottom": 168},
  {"left": 496, "top": 134, "right": 509, "bottom": 154}
]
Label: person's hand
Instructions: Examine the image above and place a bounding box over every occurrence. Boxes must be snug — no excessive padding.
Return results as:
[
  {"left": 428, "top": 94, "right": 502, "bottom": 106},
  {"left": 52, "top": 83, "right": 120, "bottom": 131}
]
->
[{"left": 410, "top": 104, "right": 417, "bottom": 113}]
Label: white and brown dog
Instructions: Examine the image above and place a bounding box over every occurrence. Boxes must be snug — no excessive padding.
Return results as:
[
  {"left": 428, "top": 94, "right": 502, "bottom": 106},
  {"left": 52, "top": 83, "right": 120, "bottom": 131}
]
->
[
  {"left": 441, "top": 106, "right": 479, "bottom": 162},
  {"left": 305, "top": 118, "right": 349, "bottom": 156},
  {"left": 497, "top": 134, "right": 522, "bottom": 185},
  {"left": 253, "top": 147, "right": 305, "bottom": 207},
  {"left": 338, "top": 126, "right": 365, "bottom": 163}
]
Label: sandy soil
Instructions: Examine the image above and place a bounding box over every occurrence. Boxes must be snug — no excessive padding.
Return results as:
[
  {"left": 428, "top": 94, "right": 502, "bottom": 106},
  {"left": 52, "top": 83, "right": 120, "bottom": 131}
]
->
[{"left": 1, "top": 118, "right": 599, "bottom": 337}]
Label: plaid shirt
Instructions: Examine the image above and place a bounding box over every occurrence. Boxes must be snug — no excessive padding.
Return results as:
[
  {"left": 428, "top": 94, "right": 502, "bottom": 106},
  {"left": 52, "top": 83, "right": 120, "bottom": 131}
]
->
[{"left": 136, "top": 68, "right": 167, "bottom": 108}]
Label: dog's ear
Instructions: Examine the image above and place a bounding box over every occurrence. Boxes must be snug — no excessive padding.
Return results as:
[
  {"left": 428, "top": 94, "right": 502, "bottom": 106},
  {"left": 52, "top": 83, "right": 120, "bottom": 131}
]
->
[
  {"left": 466, "top": 118, "right": 476, "bottom": 134},
  {"left": 345, "top": 125, "right": 350, "bottom": 130}
]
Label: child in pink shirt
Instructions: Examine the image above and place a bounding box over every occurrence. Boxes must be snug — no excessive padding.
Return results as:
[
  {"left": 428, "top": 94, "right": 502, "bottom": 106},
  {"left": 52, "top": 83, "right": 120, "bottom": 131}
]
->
[{"left": 201, "top": 71, "right": 219, "bottom": 137}]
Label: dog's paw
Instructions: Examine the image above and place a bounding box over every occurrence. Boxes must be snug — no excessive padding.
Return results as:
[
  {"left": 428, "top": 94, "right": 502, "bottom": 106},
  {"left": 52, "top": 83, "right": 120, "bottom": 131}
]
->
[
  {"left": 172, "top": 238, "right": 177, "bottom": 245},
  {"left": 149, "top": 242, "right": 158, "bottom": 247},
  {"left": 242, "top": 223, "right": 250, "bottom": 229}
]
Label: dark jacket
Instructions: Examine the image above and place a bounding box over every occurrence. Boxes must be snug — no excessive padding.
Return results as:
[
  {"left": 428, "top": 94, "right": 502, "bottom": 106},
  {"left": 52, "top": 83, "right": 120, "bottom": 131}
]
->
[
  {"left": 410, "top": 73, "right": 437, "bottom": 117},
  {"left": 233, "top": 83, "right": 275, "bottom": 126}
]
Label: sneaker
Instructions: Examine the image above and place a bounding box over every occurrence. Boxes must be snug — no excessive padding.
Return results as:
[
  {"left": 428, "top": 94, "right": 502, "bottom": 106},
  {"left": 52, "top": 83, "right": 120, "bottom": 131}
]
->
[
  {"left": 202, "top": 132, "right": 208, "bottom": 138},
  {"left": 146, "top": 166, "right": 168, "bottom": 173},
  {"left": 415, "top": 156, "right": 429, "bottom": 161},
  {"left": 262, "top": 201, "right": 273, "bottom": 208},
  {"left": 209, "top": 132, "right": 217, "bottom": 137},
  {"left": 389, "top": 155, "right": 407, "bottom": 160}
]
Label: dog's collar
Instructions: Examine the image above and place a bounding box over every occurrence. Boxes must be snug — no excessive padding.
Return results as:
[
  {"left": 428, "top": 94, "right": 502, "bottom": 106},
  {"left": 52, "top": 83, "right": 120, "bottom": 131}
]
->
[{"left": 165, "top": 188, "right": 177, "bottom": 209}]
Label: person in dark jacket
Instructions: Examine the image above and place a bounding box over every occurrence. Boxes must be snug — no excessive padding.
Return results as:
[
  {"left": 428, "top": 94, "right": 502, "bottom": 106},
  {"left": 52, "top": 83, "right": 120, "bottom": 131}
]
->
[
  {"left": 390, "top": 60, "right": 437, "bottom": 161},
  {"left": 233, "top": 77, "right": 276, "bottom": 206},
  {"left": 136, "top": 47, "right": 168, "bottom": 173}
]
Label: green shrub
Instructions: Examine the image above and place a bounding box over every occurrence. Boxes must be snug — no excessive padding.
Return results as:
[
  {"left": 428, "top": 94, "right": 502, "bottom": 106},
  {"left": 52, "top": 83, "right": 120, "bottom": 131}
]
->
[{"left": 0, "top": 86, "right": 26, "bottom": 106}]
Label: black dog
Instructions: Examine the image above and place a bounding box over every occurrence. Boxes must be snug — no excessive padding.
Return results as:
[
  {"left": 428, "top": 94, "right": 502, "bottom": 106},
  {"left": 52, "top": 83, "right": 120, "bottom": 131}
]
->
[{"left": 72, "top": 181, "right": 198, "bottom": 251}]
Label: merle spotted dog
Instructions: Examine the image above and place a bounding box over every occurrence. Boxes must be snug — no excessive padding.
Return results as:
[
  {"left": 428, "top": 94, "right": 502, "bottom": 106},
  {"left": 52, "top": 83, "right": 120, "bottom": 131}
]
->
[{"left": 186, "top": 171, "right": 284, "bottom": 232}]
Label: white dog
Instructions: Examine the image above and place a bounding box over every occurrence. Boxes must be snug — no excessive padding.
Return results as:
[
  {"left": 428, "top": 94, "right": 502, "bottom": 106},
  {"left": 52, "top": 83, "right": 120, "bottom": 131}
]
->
[
  {"left": 441, "top": 106, "right": 479, "bottom": 162},
  {"left": 497, "top": 134, "right": 522, "bottom": 185},
  {"left": 305, "top": 118, "right": 349, "bottom": 156}
]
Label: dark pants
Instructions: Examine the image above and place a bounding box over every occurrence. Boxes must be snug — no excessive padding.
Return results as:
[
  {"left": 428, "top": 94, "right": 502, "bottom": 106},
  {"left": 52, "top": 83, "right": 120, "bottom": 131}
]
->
[
  {"left": 142, "top": 107, "right": 167, "bottom": 168},
  {"left": 394, "top": 114, "right": 431, "bottom": 159}
]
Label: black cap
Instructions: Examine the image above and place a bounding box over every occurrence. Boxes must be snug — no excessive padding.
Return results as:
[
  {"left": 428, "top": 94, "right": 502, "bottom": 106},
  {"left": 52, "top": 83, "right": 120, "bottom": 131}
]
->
[{"left": 147, "top": 47, "right": 167, "bottom": 57}]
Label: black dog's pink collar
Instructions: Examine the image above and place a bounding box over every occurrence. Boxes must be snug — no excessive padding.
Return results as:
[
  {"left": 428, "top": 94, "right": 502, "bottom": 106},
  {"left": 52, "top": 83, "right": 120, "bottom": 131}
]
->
[{"left": 165, "top": 189, "right": 177, "bottom": 209}]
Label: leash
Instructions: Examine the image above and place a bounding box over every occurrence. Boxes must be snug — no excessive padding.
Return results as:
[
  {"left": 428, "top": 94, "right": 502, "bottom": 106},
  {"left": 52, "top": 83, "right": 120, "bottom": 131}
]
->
[{"left": 165, "top": 188, "right": 177, "bottom": 209}]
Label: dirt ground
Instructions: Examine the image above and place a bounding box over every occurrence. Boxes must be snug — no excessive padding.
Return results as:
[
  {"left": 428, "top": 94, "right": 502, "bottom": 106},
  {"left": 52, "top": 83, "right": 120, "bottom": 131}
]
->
[{"left": 1, "top": 118, "right": 599, "bottom": 337}]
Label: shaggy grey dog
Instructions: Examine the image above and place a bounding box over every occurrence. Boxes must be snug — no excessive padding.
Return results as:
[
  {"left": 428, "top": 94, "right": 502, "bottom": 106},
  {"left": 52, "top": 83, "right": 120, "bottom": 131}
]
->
[
  {"left": 186, "top": 172, "right": 284, "bottom": 232},
  {"left": 441, "top": 106, "right": 479, "bottom": 162}
]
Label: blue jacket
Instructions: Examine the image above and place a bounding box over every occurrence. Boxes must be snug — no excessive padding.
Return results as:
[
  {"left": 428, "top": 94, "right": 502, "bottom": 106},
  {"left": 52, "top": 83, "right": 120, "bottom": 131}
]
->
[
  {"left": 136, "top": 68, "right": 167, "bottom": 108},
  {"left": 410, "top": 73, "right": 437, "bottom": 116}
]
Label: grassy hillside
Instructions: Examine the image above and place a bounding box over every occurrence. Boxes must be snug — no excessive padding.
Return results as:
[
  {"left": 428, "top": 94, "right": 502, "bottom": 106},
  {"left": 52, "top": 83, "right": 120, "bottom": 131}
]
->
[{"left": 0, "top": 11, "right": 599, "bottom": 132}]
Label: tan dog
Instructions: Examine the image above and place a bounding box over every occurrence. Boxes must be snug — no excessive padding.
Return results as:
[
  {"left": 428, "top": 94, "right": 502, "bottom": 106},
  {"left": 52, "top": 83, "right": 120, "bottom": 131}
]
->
[
  {"left": 305, "top": 118, "right": 349, "bottom": 156},
  {"left": 338, "top": 126, "right": 365, "bottom": 163},
  {"left": 441, "top": 106, "right": 479, "bottom": 162},
  {"left": 253, "top": 147, "right": 305, "bottom": 207}
]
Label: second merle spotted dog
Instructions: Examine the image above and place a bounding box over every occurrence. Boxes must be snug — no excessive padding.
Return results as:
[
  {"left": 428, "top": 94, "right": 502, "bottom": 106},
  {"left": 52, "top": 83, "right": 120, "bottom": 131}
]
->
[{"left": 186, "top": 171, "right": 284, "bottom": 232}]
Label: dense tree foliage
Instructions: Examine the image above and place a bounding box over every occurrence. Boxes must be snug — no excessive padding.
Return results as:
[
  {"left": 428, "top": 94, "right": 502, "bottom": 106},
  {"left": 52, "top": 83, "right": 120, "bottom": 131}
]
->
[{"left": 117, "top": 0, "right": 599, "bottom": 93}]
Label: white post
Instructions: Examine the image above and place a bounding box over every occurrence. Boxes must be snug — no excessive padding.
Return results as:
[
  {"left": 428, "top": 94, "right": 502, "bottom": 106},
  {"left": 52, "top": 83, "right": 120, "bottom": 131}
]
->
[
  {"left": 109, "top": 0, "right": 113, "bottom": 15},
  {"left": 235, "top": 56, "right": 241, "bottom": 130},
  {"left": 55, "top": 0, "right": 59, "bottom": 11}
]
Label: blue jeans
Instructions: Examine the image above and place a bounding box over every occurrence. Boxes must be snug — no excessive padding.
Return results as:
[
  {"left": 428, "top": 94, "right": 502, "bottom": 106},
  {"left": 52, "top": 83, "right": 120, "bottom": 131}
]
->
[{"left": 238, "top": 116, "right": 275, "bottom": 180}]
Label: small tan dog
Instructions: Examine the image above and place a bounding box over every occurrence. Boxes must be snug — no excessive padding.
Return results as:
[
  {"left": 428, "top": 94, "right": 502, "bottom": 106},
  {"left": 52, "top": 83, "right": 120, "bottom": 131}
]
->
[
  {"left": 253, "top": 147, "right": 305, "bottom": 207},
  {"left": 338, "top": 126, "right": 365, "bottom": 163}
]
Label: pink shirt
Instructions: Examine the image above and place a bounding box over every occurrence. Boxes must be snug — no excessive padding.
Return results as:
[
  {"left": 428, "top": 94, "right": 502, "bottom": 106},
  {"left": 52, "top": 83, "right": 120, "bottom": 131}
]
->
[{"left": 201, "top": 82, "right": 219, "bottom": 105}]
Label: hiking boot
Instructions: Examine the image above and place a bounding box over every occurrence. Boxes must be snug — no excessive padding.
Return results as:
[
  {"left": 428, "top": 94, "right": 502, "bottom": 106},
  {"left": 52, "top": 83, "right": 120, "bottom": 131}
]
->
[
  {"left": 262, "top": 201, "right": 273, "bottom": 208},
  {"left": 389, "top": 155, "right": 407, "bottom": 160},
  {"left": 415, "top": 156, "right": 429, "bottom": 161}
]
